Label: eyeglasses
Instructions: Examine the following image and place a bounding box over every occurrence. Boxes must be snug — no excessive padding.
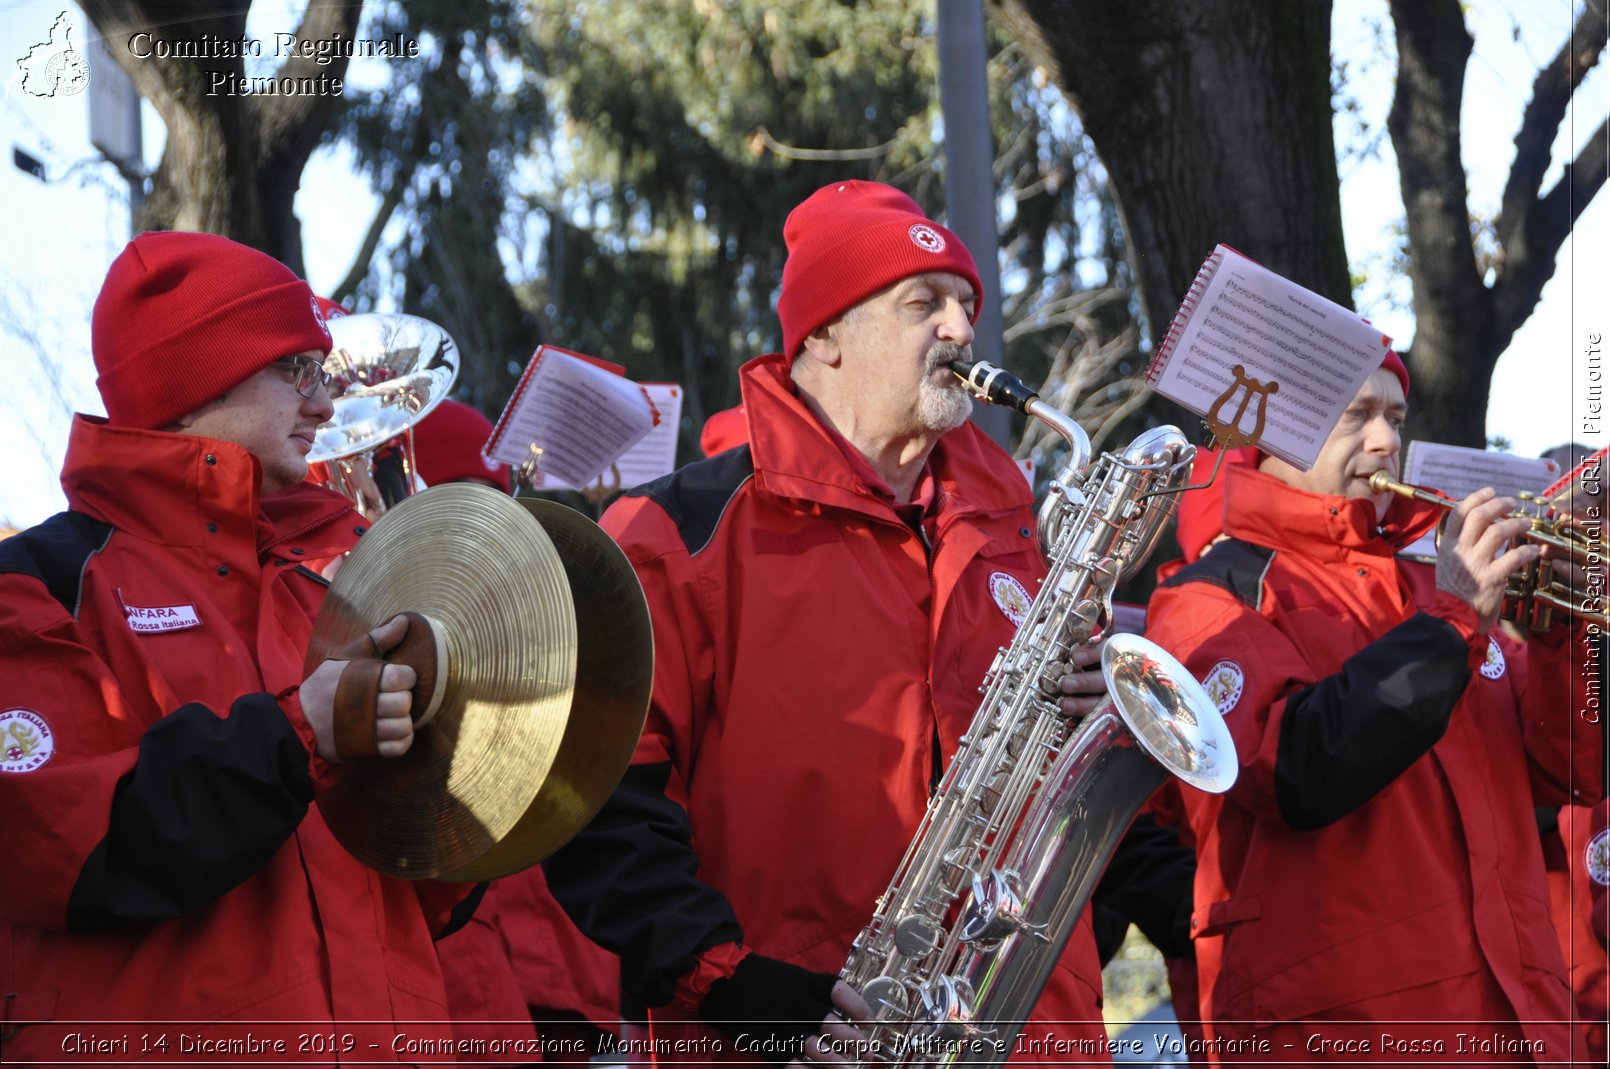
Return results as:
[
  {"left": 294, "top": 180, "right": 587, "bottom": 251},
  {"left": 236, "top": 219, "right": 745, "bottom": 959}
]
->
[{"left": 275, "top": 355, "right": 334, "bottom": 398}]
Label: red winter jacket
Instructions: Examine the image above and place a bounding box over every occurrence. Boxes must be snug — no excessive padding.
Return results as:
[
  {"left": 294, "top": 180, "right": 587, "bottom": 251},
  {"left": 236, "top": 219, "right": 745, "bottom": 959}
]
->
[
  {"left": 0, "top": 416, "right": 457, "bottom": 1063},
  {"left": 1145, "top": 463, "right": 1603, "bottom": 1061},
  {"left": 543, "top": 354, "right": 1108, "bottom": 1063},
  {"left": 1546, "top": 800, "right": 1609, "bottom": 1064}
]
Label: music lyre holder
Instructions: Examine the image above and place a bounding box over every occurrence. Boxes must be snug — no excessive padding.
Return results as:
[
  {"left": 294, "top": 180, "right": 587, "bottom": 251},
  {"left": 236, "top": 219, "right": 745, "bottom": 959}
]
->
[
  {"left": 580, "top": 464, "right": 624, "bottom": 508},
  {"left": 1175, "top": 364, "right": 1281, "bottom": 493},
  {"left": 512, "top": 444, "right": 624, "bottom": 511},
  {"left": 513, "top": 443, "right": 547, "bottom": 494}
]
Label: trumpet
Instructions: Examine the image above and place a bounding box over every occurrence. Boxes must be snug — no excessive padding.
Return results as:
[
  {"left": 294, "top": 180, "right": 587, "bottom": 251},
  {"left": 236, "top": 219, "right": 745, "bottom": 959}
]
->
[{"left": 1368, "top": 471, "right": 1607, "bottom": 631}]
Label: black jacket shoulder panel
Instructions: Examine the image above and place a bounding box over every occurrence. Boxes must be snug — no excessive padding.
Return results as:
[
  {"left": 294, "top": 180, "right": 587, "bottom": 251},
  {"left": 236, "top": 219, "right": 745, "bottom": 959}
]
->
[
  {"left": 1159, "top": 538, "right": 1275, "bottom": 611},
  {"left": 0, "top": 511, "right": 115, "bottom": 618},
  {"left": 627, "top": 446, "right": 755, "bottom": 557}
]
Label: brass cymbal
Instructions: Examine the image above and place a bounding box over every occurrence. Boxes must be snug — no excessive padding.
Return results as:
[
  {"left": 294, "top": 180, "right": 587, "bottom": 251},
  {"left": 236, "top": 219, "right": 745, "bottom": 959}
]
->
[
  {"left": 442, "top": 498, "right": 653, "bottom": 880},
  {"left": 307, "top": 483, "right": 578, "bottom": 879}
]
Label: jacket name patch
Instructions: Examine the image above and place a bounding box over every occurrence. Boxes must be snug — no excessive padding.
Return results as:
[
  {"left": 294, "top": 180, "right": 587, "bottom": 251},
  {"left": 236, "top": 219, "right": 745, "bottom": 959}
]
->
[
  {"left": 123, "top": 601, "right": 202, "bottom": 633},
  {"left": 1, "top": 709, "right": 55, "bottom": 773},
  {"left": 1204, "top": 659, "right": 1245, "bottom": 716},
  {"left": 988, "top": 571, "right": 1032, "bottom": 627},
  {"left": 1587, "top": 827, "right": 1610, "bottom": 888},
  {"left": 1479, "top": 637, "right": 1507, "bottom": 680}
]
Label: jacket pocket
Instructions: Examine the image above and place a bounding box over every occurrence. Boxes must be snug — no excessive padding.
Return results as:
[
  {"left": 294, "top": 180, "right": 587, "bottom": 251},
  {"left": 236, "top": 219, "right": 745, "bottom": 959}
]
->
[{"left": 1191, "top": 895, "right": 1261, "bottom": 939}]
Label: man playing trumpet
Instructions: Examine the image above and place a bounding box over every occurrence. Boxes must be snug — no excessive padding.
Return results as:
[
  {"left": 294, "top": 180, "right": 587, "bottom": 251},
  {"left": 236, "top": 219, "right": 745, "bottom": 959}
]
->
[{"left": 1144, "top": 353, "right": 1604, "bottom": 1061}]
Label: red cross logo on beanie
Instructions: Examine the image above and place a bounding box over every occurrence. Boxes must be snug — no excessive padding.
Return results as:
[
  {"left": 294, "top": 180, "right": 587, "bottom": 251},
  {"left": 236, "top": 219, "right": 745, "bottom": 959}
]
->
[{"left": 908, "top": 223, "right": 947, "bottom": 253}]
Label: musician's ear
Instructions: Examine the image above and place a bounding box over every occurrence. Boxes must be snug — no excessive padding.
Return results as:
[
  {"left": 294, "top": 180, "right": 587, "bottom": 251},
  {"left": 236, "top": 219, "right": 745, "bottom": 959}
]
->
[{"left": 797, "top": 322, "right": 843, "bottom": 369}]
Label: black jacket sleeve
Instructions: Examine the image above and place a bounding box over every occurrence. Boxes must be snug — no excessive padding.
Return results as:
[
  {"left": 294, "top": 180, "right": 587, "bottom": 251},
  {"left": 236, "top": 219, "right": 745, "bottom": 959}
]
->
[
  {"left": 1273, "top": 611, "right": 1472, "bottom": 831},
  {"left": 1092, "top": 812, "right": 1197, "bottom": 960},
  {"left": 543, "top": 760, "right": 745, "bottom": 1007},
  {"left": 67, "top": 694, "right": 313, "bottom": 930}
]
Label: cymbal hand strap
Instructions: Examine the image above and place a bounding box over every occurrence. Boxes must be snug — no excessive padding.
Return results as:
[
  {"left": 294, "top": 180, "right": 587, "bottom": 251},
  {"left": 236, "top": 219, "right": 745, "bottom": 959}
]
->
[
  {"left": 332, "top": 659, "right": 388, "bottom": 759},
  {"left": 326, "top": 612, "right": 446, "bottom": 760}
]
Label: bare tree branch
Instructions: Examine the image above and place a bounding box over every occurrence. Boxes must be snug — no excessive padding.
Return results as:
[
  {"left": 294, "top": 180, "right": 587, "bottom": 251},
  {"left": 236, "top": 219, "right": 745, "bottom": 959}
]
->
[
  {"left": 1497, "top": 0, "right": 1607, "bottom": 234},
  {"left": 1487, "top": 0, "right": 1609, "bottom": 352},
  {"left": 329, "top": 169, "right": 414, "bottom": 306},
  {"left": 252, "top": 0, "right": 364, "bottom": 171}
]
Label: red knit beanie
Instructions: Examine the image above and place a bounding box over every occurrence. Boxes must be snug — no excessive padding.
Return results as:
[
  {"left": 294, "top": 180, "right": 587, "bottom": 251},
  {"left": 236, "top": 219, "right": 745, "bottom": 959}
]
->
[
  {"left": 1379, "top": 348, "right": 1410, "bottom": 398},
  {"left": 92, "top": 232, "right": 332, "bottom": 429},
  {"left": 315, "top": 295, "right": 352, "bottom": 321},
  {"left": 699, "top": 404, "right": 748, "bottom": 457},
  {"left": 411, "top": 399, "right": 511, "bottom": 490},
  {"left": 777, "top": 180, "right": 983, "bottom": 361}
]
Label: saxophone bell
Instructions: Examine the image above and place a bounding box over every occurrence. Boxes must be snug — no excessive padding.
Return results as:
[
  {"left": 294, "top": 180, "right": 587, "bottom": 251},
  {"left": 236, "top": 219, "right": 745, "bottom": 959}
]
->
[{"left": 1100, "top": 633, "right": 1236, "bottom": 793}]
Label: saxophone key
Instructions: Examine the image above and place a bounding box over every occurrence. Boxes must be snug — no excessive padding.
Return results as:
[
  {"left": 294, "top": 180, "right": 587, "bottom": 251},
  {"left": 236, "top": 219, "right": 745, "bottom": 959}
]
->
[
  {"left": 914, "top": 976, "right": 980, "bottom": 1044},
  {"left": 862, "top": 975, "right": 909, "bottom": 1017},
  {"left": 893, "top": 915, "right": 943, "bottom": 959},
  {"left": 959, "top": 870, "right": 1027, "bottom": 946}
]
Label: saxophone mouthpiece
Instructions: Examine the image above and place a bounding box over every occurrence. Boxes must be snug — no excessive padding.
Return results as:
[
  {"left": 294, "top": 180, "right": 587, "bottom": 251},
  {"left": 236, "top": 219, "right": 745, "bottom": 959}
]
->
[{"left": 952, "top": 359, "right": 1040, "bottom": 414}]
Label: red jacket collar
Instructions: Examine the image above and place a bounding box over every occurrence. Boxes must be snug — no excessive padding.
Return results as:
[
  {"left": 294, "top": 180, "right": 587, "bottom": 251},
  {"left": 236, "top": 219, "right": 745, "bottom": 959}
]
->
[
  {"left": 62, "top": 415, "right": 264, "bottom": 549},
  {"left": 60, "top": 414, "right": 354, "bottom": 555},
  {"left": 1220, "top": 462, "right": 1444, "bottom": 562},
  {"left": 737, "top": 353, "right": 1029, "bottom": 522}
]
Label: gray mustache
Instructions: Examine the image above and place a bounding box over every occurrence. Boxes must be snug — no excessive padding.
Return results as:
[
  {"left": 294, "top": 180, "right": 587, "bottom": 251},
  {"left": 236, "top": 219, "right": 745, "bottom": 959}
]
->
[{"left": 927, "top": 342, "right": 973, "bottom": 374}]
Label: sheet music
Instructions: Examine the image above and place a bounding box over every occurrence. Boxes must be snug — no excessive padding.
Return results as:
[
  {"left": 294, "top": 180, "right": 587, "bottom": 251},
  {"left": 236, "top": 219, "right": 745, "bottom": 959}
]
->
[
  {"left": 532, "top": 382, "right": 685, "bottom": 493},
  {"left": 1149, "top": 246, "right": 1392, "bottom": 471},
  {"left": 1397, "top": 442, "right": 1560, "bottom": 559},
  {"left": 486, "top": 346, "right": 656, "bottom": 487}
]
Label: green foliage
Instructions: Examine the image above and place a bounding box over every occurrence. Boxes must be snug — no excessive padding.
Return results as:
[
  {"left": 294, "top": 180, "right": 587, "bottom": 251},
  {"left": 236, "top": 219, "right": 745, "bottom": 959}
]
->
[
  {"left": 527, "top": 0, "right": 955, "bottom": 433},
  {"left": 340, "top": 0, "right": 1132, "bottom": 463},
  {"left": 337, "top": 0, "right": 547, "bottom": 412}
]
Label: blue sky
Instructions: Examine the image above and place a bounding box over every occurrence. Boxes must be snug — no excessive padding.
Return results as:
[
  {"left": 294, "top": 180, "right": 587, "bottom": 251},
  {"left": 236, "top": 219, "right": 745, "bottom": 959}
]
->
[{"left": 1, "top": 0, "right": 1605, "bottom": 528}]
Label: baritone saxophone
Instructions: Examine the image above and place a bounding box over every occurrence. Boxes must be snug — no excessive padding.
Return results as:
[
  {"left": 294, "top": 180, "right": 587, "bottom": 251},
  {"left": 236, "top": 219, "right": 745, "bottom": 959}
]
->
[{"left": 839, "top": 359, "right": 1238, "bottom": 1067}]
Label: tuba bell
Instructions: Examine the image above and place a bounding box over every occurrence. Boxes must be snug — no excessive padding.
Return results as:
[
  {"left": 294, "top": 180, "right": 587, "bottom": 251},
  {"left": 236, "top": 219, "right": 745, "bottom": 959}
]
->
[{"left": 309, "top": 312, "right": 462, "bottom": 517}]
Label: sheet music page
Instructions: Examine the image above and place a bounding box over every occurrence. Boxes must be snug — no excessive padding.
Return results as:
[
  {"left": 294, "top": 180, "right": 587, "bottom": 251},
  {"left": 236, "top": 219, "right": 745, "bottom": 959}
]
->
[
  {"left": 533, "top": 382, "right": 685, "bottom": 493},
  {"left": 486, "top": 347, "right": 656, "bottom": 486},
  {"left": 1150, "top": 246, "right": 1392, "bottom": 471},
  {"left": 1397, "top": 442, "right": 1560, "bottom": 559}
]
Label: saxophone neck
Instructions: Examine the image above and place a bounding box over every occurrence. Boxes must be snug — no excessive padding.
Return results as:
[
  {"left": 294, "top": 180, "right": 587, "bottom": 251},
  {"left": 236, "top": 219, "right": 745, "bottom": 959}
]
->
[{"left": 951, "top": 358, "right": 1091, "bottom": 472}]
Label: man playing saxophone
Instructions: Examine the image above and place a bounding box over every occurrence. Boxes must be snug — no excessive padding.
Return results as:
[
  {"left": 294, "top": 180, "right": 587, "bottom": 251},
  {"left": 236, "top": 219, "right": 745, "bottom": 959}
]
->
[
  {"left": 542, "top": 180, "right": 1120, "bottom": 1065},
  {"left": 1144, "top": 353, "right": 1604, "bottom": 1061}
]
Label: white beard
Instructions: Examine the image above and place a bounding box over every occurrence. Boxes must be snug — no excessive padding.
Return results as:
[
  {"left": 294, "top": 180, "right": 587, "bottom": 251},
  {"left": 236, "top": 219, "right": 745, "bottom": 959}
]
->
[{"left": 917, "top": 345, "right": 974, "bottom": 432}]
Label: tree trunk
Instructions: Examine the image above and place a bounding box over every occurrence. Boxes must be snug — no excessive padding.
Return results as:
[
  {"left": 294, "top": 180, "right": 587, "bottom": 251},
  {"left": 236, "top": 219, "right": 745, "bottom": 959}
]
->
[
  {"left": 990, "top": 0, "right": 1349, "bottom": 353},
  {"left": 80, "top": 0, "right": 363, "bottom": 272},
  {"left": 1389, "top": 0, "right": 1608, "bottom": 447},
  {"left": 995, "top": 0, "right": 1607, "bottom": 451}
]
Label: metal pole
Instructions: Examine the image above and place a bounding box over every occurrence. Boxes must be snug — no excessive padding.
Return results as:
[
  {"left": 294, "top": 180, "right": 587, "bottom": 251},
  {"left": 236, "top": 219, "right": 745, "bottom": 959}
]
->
[
  {"left": 936, "top": 0, "right": 1011, "bottom": 446},
  {"left": 87, "top": 31, "right": 144, "bottom": 233}
]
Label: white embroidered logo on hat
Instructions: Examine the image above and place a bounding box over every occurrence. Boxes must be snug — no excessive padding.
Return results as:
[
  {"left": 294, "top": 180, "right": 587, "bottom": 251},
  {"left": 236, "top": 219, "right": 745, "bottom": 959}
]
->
[
  {"left": 0, "top": 709, "right": 55, "bottom": 773},
  {"left": 908, "top": 223, "right": 946, "bottom": 254},
  {"left": 308, "top": 294, "right": 334, "bottom": 345},
  {"left": 1203, "top": 659, "right": 1244, "bottom": 716},
  {"left": 988, "top": 571, "right": 1031, "bottom": 627},
  {"left": 1479, "top": 637, "right": 1506, "bottom": 680}
]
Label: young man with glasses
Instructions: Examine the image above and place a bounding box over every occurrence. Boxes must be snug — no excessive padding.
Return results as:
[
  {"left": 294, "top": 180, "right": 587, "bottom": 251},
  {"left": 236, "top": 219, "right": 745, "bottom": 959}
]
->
[{"left": 0, "top": 232, "right": 462, "bottom": 1059}]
